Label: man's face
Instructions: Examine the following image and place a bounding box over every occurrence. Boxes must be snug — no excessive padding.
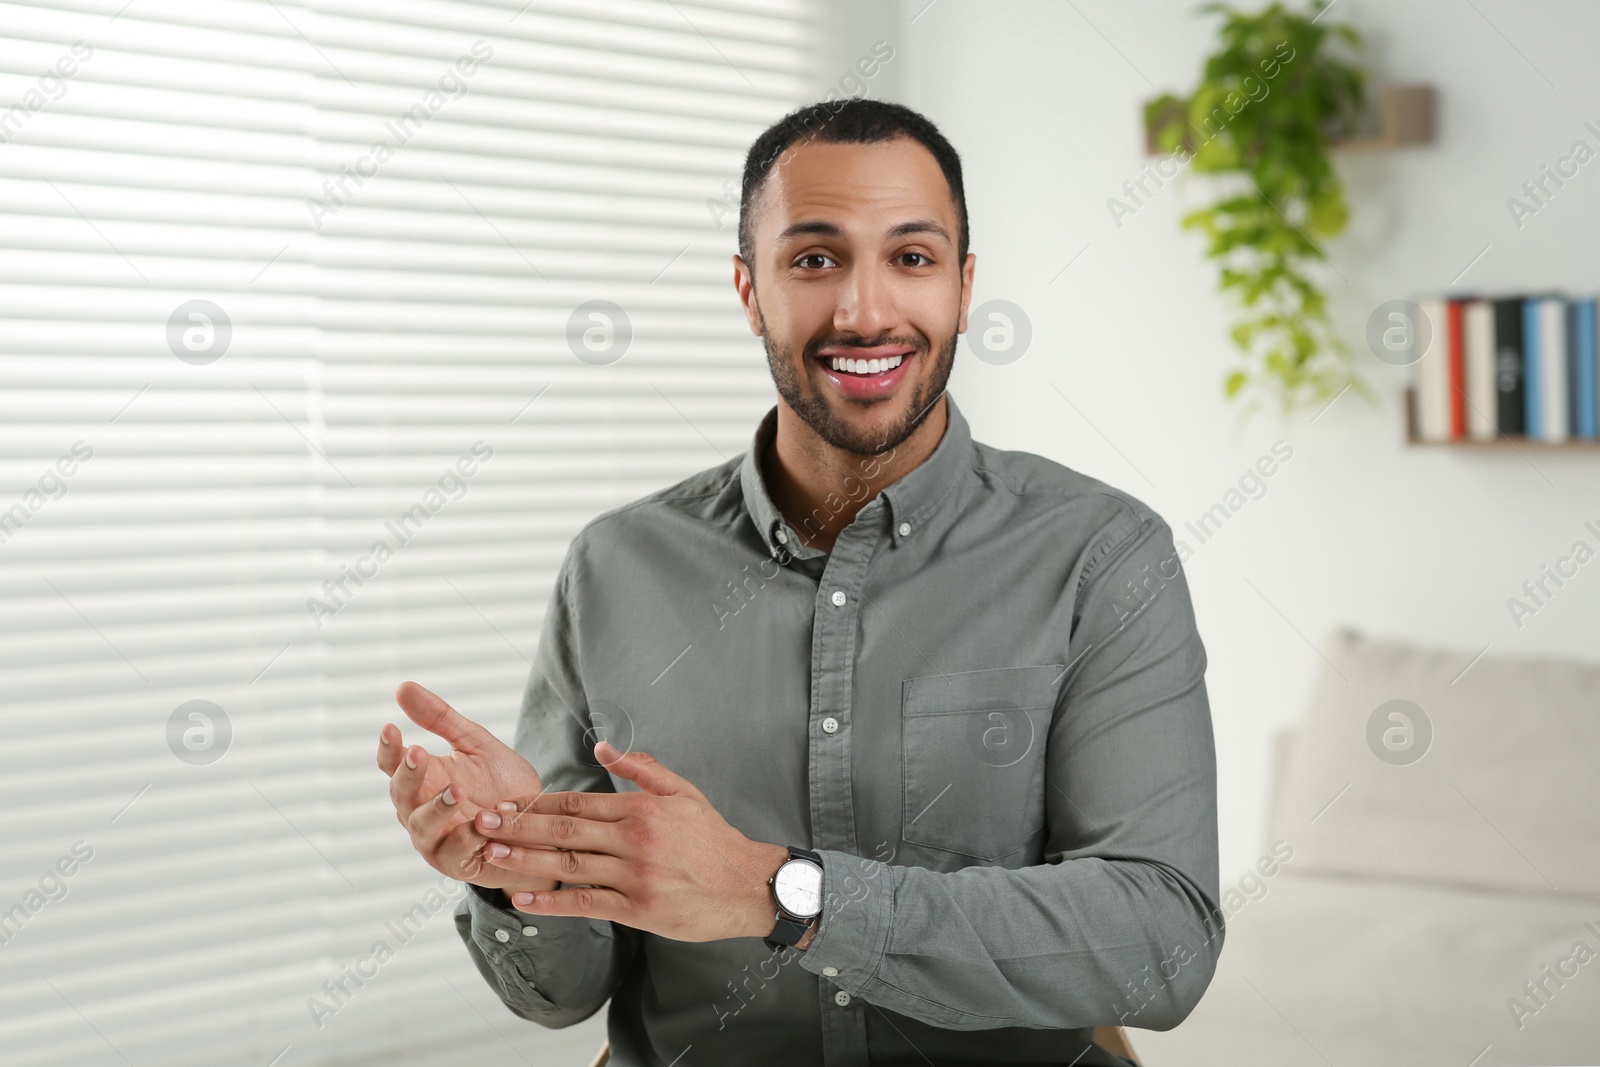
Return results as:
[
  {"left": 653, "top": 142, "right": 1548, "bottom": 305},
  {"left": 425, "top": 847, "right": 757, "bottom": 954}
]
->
[{"left": 734, "top": 136, "right": 975, "bottom": 456}]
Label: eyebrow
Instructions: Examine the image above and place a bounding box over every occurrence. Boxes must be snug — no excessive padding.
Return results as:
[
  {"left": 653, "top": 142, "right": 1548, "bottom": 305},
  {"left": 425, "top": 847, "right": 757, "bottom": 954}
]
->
[
  {"left": 888, "top": 218, "right": 951, "bottom": 243},
  {"left": 774, "top": 218, "right": 952, "bottom": 245}
]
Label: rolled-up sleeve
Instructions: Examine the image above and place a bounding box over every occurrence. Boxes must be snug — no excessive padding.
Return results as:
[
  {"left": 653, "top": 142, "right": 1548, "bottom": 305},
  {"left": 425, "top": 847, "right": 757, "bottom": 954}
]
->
[
  {"left": 453, "top": 538, "right": 640, "bottom": 1027},
  {"left": 798, "top": 510, "right": 1223, "bottom": 1032}
]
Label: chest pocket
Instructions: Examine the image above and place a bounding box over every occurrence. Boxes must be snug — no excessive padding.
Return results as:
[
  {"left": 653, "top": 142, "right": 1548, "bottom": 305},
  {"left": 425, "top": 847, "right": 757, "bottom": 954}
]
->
[{"left": 900, "top": 664, "right": 1064, "bottom": 864}]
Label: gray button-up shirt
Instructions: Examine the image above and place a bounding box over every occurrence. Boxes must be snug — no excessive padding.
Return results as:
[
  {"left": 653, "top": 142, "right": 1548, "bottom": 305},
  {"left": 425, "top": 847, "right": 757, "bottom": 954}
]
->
[{"left": 454, "top": 394, "right": 1223, "bottom": 1066}]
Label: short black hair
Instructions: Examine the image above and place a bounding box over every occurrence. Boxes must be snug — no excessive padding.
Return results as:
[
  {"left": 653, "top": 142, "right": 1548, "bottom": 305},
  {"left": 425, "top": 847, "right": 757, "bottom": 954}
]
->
[{"left": 738, "top": 98, "right": 968, "bottom": 271}]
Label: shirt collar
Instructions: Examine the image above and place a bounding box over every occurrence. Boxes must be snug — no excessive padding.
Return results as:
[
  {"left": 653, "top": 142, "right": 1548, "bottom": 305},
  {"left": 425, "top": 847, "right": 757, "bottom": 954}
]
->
[{"left": 739, "top": 393, "right": 974, "bottom": 561}]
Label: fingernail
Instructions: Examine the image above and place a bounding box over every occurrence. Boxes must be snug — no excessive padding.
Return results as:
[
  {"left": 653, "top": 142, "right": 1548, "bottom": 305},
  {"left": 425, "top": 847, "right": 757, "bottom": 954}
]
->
[
  {"left": 597, "top": 740, "right": 618, "bottom": 757},
  {"left": 512, "top": 892, "right": 534, "bottom": 908},
  {"left": 379, "top": 730, "right": 390, "bottom": 746},
  {"left": 404, "top": 748, "right": 417, "bottom": 770},
  {"left": 439, "top": 786, "right": 456, "bottom": 806},
  {"left": 498, "top": 801, "right": 517, "bottom": 812},
  {"left": 488, "top": 842, "right": 509, "bottom": 860},
  {"left": 480, "top": 811, "right": 501, "bottom": 829}
]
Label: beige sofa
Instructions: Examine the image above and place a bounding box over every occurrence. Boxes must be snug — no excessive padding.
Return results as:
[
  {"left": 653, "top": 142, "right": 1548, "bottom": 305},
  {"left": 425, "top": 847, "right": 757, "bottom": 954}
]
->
[{"left": 1135, "top": 628, "right": 1600, "bottom": 1066}]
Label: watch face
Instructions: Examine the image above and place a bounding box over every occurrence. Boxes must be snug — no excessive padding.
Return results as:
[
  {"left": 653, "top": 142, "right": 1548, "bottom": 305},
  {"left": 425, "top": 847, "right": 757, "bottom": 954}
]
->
[{"left": 774, "top": 858, "right": 823, "bottom": 918}]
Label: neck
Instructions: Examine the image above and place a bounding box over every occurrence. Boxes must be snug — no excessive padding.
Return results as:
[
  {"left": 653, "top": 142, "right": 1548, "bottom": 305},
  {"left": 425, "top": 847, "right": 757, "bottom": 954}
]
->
[{"left": 761, "top": 395, "right": 948, "bottom": 554}]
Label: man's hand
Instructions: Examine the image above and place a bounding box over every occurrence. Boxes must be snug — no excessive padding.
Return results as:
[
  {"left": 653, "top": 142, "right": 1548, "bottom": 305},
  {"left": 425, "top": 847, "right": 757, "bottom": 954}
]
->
[
  {"left": 379, "top": 681, "right": 542, "bottom": 813},
  {"left": 476, "top": 740, "right": 789, "bottom": 943},
  {"left": 377, "top": 681, "right": 558, "bottom": 893}
]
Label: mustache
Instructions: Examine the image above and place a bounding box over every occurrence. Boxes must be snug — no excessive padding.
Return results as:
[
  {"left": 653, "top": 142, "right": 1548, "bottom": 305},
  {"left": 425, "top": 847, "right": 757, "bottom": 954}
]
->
[{"left": 804, "top": 334, "right": 928, "bottom": 359}]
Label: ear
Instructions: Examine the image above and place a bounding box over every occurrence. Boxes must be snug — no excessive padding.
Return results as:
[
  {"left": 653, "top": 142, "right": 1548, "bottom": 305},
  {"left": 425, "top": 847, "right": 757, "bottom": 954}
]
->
[
  {"left": 733, "top": 254, "right": 763, "bottom": 337},
  {"left": 956, "top": 251, "right": 977, "bottom": 335}
]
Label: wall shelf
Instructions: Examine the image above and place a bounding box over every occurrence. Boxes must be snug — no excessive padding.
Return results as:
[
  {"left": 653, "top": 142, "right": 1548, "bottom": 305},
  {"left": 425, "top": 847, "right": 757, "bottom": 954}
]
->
[
  {"left": 1405, "top": 438, "right": 1600, "bottom": 449},
  {"left": 1143, "top": 84, "right": 1435, "bottom": 156},
  {"left": 1403, "top": 387, "right": 1600, "bottom": 448}
]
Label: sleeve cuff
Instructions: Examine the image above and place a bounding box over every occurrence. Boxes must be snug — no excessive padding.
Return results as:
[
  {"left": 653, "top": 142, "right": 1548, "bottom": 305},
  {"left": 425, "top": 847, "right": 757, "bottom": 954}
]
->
[
  {"left": 462, "top": 883, "right": 550, "bottom": 963},
  {"left": 796, "top": 848, "right": 894, "bottom": 993},
  {"left": 462, "top": 885, "right": 611, "bottom": 986}
]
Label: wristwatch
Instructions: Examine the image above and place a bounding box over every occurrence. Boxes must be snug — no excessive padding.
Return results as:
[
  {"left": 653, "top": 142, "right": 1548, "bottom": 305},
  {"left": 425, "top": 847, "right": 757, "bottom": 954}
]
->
[{"left": 764, "top": 845, "right": 823, "bottom": 952}]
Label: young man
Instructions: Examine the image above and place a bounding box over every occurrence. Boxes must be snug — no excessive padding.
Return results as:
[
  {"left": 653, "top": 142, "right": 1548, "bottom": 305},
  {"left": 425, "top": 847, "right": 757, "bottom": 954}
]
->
[{"left": 378, "top": 99, "right": 1222, "bottom": 1066}]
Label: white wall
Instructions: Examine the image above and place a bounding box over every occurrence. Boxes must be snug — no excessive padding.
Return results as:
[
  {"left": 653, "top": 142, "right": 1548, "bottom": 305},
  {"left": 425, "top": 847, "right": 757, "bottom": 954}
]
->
[{"left": 843, "top": 0, "right": 1600, "bottom": 880}]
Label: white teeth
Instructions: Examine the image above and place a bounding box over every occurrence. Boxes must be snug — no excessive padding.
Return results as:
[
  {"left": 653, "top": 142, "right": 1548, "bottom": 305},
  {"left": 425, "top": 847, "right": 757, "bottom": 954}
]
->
[{"left": 828, "top": 354, "right": 904, "bottom": 374}]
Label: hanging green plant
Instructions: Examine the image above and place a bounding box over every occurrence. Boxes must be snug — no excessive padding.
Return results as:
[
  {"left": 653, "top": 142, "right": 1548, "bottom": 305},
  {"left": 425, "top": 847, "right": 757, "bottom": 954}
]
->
[{"left": 1147, "top": 0, "right": 1373, "bottom": 418}]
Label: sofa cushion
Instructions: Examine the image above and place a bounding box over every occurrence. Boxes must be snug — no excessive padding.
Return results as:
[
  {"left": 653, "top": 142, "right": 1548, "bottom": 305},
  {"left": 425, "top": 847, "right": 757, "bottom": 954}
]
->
[
  {"left": 1268, "top": 628, "right": 1600, "bottom": 899},
  {"left": 1131, "top": 872, "right": 1600, "bottom": 1066}
]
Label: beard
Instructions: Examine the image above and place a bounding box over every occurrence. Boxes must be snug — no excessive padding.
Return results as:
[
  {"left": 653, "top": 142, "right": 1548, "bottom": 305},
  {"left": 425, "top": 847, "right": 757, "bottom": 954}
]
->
[{"left": 756, "top": 301, "right": 957, "bottom": 456}]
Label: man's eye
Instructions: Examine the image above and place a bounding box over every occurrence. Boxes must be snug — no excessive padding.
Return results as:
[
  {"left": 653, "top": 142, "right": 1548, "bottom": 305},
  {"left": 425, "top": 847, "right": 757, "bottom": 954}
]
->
[
  {"left": 796, "top": 254, "right": 835, "bottom": 269},
  {"left": 898, "top": 252, "right": 932, "bottom": 267}
]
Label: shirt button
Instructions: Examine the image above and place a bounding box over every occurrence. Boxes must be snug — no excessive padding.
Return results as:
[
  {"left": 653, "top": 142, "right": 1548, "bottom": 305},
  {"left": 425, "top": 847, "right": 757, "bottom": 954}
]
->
[
  {"left": 522, "top": 925, "right": 539, "bottom": 937},
  {"left": 898, "top": 522, "right": 911, "bottom": 536},
  {"left": 834, "top": 991, "right": 852, "bottom": 1007},
  {"left": 774, "top": 527, "right": 789, "bottom": 545},
  {"left": 822, "top": 966, "right": 839, "bottom": 977},
  {"left": 830, "top": 590, "right": 846, "bottom": 607},
  {"left": 494, "top": 928, "right": 510, "bottom": 943},
  {"left": 822, "top": 717, "right": 839, "bottom": 734}
]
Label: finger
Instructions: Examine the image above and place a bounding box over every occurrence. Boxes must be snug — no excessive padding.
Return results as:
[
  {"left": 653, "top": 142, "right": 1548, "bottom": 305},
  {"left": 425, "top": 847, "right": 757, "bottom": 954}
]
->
[
  {"left": 475, "top": 805, "right": 623, "bottom": 853},
  {"left": 494, "top": 800, "right": 561, "bottom": 849},
  {"left": 482, "top": 841, "right": 630, "bottom": 888},
  {"left": 389, "top": 743, "right": 431, "bottom": 822},
  {"left": 521, "top": 789, "right": 636, "bottom": 823},
  {"left": 395, "top": 681, "right": 498, "bottom": 755},
  {"left": 376, "top": 723, "right": 404, "bottom": 777},
  {"left": 435, "top": 815, "right": 495, "bottom": 883},
  {"left": 594, "top": 742, "right": 706, "bottom": 801},
  {"left": 407, "top": 783, "right": 478, "bottom": 865},
  {"left": 507, "top": 884, "right": 629, "bottom": 921}
]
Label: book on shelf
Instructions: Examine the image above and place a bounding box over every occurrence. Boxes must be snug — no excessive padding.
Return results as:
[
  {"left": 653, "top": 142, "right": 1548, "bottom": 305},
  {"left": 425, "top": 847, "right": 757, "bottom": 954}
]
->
[
  {"left": 1572, "top": 299, "right": 1598, "bottom": 439},
  {"left": 1414, "top": 297, "right": 1450, "bottom": 441},
  {"left": 1447, "top": 298, "right": 1466, "bottom": 438},
  {"left": 1410, "top": 292, "right": 1598, "bottom": 443},
  {"left": 1525, "top": 295, "right": 1568, "bottom": 442},
  {"left": 1463, "top": 299, "right": 1496, "bottom": 439},
  {"left": 1493, "top": 297, "right": 1526, "bottom": 437}
]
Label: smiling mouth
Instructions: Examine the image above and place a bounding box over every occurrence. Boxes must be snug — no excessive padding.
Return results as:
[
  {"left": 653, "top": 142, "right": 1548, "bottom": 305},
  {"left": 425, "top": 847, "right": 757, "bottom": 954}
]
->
[
  {"left": 812, "top": 345, "right": 916, "bottom": 377},
  {"left": 808, "top": 341, "right": 919, "bottom": 401},
  {"left": 819, "top": 355, "right": 908, "bottom": 375}
]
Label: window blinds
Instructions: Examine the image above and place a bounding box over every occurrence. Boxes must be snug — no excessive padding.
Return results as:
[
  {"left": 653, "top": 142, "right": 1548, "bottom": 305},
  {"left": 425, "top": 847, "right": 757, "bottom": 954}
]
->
[{"left": 0, "top": 1, "right": 807, "bottom": 1063}]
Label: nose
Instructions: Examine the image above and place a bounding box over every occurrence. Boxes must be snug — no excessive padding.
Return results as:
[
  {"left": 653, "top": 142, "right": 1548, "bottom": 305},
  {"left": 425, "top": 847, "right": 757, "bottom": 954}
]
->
[{"left": 833, "top": 260, "right": 897, "bottom": 342}]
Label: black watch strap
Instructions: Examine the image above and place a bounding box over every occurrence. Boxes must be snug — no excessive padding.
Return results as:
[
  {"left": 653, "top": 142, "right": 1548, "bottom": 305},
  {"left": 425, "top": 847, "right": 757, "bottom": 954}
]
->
[
  {"left": 763, "top": 846, "right": 822, "bottom": 953},
  {"left": 764, "top": 913, "right": 814, "bottom": 952}
]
